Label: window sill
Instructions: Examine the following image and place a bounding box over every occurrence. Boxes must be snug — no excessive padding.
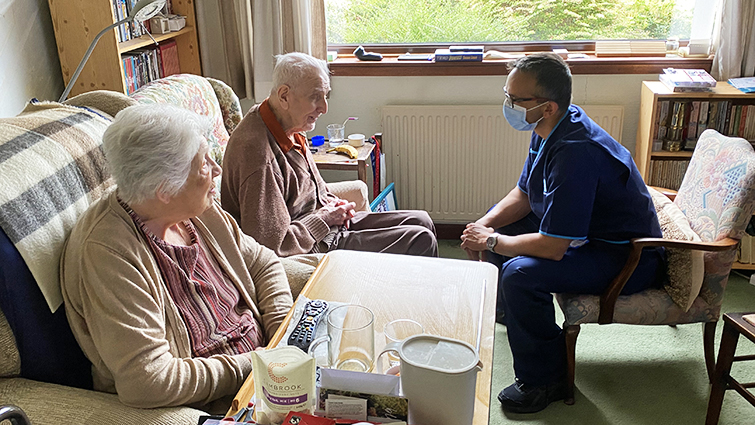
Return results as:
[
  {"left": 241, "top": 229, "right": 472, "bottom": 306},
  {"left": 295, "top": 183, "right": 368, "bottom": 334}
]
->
[{"left": 328, "top": 55, "right": 713, "bottom": 77}]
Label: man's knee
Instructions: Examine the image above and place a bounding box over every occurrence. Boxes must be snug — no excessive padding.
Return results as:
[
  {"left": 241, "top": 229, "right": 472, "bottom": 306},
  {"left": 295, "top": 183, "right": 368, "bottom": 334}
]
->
[
  {"left": 403, "top": 210, "right": 435, "bottom": 232},
  {"left": 407, "top": 226, "right": 438, "bottom": 257}
]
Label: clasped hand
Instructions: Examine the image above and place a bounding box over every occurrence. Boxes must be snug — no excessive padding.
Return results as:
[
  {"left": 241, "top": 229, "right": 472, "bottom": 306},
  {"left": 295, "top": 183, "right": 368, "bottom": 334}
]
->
[
  {"left": 320, "top": 199, "right": 356, "bottom": 227},
  {"left": 460, "top": 222, "right": 494, "bottom": 261}
]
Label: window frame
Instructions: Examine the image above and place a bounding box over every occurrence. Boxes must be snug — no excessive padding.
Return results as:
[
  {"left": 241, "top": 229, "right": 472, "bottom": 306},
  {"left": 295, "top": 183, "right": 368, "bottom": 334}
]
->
[{"left": 327, "top": 41, "right": 713, "bottom": 76}]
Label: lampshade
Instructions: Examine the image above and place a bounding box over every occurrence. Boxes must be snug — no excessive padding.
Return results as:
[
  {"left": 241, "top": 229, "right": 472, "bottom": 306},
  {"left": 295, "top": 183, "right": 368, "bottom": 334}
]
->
[{"left": 58, "top": 0, "right": 168, "bottom": 102}]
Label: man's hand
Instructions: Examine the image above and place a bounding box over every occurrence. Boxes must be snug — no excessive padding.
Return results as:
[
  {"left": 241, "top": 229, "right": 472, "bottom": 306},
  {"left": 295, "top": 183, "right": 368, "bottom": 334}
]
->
[
  {"left": 460, "top": 222, "right": 495, "bottom": 260},
  {"left": 320, "top": 200, "right": 356, "bottom": 227}
]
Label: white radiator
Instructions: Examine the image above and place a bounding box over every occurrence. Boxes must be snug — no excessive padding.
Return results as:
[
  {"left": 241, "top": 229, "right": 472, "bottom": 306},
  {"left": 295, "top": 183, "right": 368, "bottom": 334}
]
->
[{"left": 381, "top": 104, "right": 624, "bottom": 223}]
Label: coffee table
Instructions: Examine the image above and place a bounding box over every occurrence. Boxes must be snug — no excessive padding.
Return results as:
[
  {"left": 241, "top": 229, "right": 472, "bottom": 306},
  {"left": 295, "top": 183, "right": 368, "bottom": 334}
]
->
[{"left": 264, "top": 250, "right": 499, "bottom": 425}]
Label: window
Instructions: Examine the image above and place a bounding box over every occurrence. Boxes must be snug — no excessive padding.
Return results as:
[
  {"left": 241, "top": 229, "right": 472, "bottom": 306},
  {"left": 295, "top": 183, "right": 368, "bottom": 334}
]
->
[{"left": 325, "top": 0, "right": 712, "bottom": 46}]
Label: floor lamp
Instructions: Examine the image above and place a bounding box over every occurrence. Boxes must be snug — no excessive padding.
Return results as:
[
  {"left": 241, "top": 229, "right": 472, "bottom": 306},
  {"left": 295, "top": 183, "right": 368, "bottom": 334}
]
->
[{"left": 58, "top": 0, "right": 167, "bottom": 102}]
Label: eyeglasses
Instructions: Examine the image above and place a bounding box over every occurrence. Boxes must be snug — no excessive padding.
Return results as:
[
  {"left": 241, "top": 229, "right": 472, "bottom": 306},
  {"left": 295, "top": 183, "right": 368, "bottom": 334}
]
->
[{"left": 503, "top": 88, "right": 550, "bottom": 108}]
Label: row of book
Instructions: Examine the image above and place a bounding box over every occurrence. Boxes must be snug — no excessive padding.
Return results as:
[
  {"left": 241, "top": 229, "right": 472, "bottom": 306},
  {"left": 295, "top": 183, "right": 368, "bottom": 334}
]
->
[
  {"left": 647, "top": 159, "right": 690, "bottom": 191},
  {"left": 121, "top": 40, "right": 180, "bottom": 95},
  {"left": 112, "top": 0, "right": 173, "bottom": 43},
  {"left": 652, "top": 99, "right": 755, "bottom": 151}
]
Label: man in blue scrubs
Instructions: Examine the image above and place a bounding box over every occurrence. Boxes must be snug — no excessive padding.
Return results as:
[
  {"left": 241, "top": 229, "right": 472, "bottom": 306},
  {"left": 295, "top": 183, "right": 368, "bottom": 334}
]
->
[{"left": 461, "top": 53, "right": 665, "bottom": 413}]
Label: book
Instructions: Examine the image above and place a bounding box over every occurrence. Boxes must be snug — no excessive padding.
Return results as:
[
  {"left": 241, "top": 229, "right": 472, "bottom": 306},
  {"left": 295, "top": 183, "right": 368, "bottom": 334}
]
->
[
  {"left": 657, "top": 100, "right": 670, "bottom": 140},
  {"left": 434, "top": 48, "right": 483, "bottom": 62},
  {"left": 317, "top": 387, "right": 408, "bottom": 422},
  {"left": 449, "top": 45, "right": 484, "bottom": 52},
  {"left": 728, "top": 77, "right": 755, "bottom": 93},
  {"left": 397, "top": 53, "right": 434, "bottom": 61},
  {"left": 659, "top": 74, "right": 714, "bottom": 92},
  {"left": 661, "top": 68, "right": 717, "bottom": 87},
  {"left": 158, "top": 40, "right": 180, "bottom": 76},
  {"left": 697, "top": 101, "right": 710, "bottom": 136}
]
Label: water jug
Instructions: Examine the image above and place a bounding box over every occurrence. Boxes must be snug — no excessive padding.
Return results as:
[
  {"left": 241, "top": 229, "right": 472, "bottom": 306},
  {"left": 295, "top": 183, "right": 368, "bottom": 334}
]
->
[{"left": 379, "top": 334, "right": 482, "bottom": 425}]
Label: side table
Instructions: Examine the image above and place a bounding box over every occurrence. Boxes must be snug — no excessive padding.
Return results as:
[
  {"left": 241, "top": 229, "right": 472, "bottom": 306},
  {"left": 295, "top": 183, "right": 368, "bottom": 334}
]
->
[
  {"left": 312, "top": 142, "right": 375, "bottom": 185},
  {"left": 705, "top": 312, "right": 755, "bottom": 424}
]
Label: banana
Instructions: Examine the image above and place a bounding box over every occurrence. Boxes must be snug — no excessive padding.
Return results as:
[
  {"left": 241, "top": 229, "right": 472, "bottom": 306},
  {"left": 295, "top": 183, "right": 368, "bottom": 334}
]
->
[{"left": 327, "top": 144, "right": 359, "bottom": 159}]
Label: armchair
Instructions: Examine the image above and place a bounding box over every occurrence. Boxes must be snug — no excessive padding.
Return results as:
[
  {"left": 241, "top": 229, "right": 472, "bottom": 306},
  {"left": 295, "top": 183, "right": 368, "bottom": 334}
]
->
[{"left": 555, "top": 129, "right": 755, "bottom": 404}]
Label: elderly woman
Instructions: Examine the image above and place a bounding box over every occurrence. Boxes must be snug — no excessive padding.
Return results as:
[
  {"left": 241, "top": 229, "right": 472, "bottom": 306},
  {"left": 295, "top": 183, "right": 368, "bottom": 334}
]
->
[{"left": 60, "top": 104, "right": 293, "bottom": 410}]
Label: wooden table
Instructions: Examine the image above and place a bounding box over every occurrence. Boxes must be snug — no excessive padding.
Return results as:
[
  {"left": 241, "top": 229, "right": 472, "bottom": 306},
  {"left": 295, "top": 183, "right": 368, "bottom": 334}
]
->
[
  {"left": 705, "top": 312, "right": 755, "bottom": 425},
  {"left": 266, "top": 250, "right": 499, "bottom": 425},
  {"left": 312, "top": 142, "right": 375, "bottom": 184}
]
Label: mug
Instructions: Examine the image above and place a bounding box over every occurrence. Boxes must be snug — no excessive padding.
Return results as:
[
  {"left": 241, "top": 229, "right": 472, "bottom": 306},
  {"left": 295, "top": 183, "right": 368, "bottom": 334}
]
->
[
  {"left": 309, "top": 304, "right": 375, "bottom": 373},
  {"left": 348, "top": 133, "right": 365, "bottom": 147}
]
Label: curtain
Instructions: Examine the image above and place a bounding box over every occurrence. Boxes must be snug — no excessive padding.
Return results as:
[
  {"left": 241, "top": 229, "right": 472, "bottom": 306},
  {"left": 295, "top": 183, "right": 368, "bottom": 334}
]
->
[
  {"left": 711, "top": 0, "right": 755, "bottom": 80},
  {"left": 195, "top": 0, "right": 327, "bottom": 103}
]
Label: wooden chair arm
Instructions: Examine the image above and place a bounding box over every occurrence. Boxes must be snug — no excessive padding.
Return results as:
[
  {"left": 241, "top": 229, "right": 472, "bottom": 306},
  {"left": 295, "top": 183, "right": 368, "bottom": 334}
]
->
[
  {"left": 597, "top": 237, "right": 739, "bottom": 324},
  {"left": 648, "top": 186, "right": 678, "bottom": 201}
]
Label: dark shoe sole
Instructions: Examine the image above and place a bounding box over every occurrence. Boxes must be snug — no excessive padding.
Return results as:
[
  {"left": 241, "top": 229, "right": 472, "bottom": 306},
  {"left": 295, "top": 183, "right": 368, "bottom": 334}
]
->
[{"left": 497, "top": 382, "right": 567, "bottom": 414}]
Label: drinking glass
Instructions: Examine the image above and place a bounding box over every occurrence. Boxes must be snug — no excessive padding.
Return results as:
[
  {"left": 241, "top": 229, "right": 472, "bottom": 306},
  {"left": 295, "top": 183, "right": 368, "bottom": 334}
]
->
[
  {"left": 327, "top": 124, "right": 345, "bottom": 147},
  {"left": 309, "top": 304, "right": 375, "bottom": 373},
  {"left": 384, "top": 319, "right": 425, "bottom": 367}
]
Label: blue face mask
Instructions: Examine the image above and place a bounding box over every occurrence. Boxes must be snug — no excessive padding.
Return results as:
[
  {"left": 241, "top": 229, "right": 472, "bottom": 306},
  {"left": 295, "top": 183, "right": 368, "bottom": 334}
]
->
[{"left": 502, "top": 101, "right": 548, "bottom": 132}]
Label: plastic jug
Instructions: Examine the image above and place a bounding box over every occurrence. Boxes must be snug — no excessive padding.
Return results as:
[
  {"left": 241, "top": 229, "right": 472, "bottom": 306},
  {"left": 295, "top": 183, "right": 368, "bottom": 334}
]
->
[{"left": 379, "top": 334, "right": 482, "bottom": 425}]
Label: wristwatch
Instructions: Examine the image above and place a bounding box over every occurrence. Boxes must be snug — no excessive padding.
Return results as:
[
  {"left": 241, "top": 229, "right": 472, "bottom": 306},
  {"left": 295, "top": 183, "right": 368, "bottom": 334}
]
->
[{"left": 486, "top": 233, "right": 501, "bottom": 252}]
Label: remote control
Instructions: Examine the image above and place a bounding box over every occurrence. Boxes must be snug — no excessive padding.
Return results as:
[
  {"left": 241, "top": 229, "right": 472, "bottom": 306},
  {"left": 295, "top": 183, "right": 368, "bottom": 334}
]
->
[{"left": 287, "top": 300, "right": 328, "bottom": 352}]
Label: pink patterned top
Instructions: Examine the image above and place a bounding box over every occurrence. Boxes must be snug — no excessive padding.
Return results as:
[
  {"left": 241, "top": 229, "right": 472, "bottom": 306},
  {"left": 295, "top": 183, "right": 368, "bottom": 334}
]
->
[{"left": 119, "top": 199, "right": 265, "bottom": 357}]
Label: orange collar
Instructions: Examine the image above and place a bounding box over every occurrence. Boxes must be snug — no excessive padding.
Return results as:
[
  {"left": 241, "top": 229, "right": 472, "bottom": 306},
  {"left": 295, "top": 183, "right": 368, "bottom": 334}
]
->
[{"left": 260, "top": 99, "right": 307, "bottom": 156}]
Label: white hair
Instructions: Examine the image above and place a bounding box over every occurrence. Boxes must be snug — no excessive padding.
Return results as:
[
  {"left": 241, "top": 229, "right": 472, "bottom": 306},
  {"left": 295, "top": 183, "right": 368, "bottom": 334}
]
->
[
  {"left": 271, "top": 52, "right": 330, "bottom": 94},
  {"left": 102, "top": 103, "right": 211, "bottom": 204}
]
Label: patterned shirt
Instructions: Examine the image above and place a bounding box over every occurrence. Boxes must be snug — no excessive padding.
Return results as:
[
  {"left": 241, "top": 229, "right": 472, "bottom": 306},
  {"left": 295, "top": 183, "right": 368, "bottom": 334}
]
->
[{"left": 119, "top": 198, "right": 265, "bottom": 357}]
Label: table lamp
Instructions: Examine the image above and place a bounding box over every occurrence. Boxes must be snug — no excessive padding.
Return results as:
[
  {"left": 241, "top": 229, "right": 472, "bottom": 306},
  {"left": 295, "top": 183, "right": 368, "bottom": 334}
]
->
[{"left": 58, "top": 0, "right": 167, "bottom": 102}]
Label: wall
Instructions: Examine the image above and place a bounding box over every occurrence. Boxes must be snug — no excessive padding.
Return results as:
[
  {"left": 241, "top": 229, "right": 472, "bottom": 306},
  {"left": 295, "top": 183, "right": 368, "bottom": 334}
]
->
[
  {"left": 317, "top": 74, "right": 656, "bottom": 157},
  {"left": 0, "top": 0, "right": 63, "bottom": 118}
]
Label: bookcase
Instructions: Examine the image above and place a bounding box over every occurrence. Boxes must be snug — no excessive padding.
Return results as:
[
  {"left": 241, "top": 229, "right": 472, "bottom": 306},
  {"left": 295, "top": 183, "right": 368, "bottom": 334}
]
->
[
  {"left": 47, "top": 0, "right": 201, "bottom": 98},
  {"left": 635, "top": 80, "right": 755, "bottom": 269}
]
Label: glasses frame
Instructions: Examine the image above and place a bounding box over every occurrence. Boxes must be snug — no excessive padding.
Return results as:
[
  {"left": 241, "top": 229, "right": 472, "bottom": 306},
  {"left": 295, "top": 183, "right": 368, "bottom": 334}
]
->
[{"left": 503, "top": 88, "right": 550, "bottom": 108}]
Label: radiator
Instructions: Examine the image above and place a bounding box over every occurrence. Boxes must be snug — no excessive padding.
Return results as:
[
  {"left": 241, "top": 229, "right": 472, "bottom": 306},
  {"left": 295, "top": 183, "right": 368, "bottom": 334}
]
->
[{"left": 381, "top": 104, "right": 624, "bottom": 223}]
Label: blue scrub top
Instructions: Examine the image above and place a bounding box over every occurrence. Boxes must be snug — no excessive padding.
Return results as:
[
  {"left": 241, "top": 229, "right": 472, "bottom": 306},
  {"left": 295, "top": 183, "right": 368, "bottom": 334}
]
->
[{"left": 517, "top": 105, "right": 661, "bottom": 243}]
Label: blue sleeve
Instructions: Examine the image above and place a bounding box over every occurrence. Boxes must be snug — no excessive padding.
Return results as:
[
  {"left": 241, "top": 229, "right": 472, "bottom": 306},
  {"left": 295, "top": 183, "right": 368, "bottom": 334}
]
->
[
  {"left": 539, "top": 143, "right": 599, "bottom": 240},
  {"left": 517, "top": 134, "right": 541, "bottom": 193}
]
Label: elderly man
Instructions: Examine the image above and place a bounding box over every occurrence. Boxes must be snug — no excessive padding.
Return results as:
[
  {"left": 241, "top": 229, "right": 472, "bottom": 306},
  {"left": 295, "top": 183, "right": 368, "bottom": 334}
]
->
[
  {"left": 61, "top": 104, "right": 293, "bottom": 411},
  {"left": 221, "top": 52, "right": 437, "bottom": 257},
  {"left": 460, "top": 53, "right": 666, "bottom": 413}
]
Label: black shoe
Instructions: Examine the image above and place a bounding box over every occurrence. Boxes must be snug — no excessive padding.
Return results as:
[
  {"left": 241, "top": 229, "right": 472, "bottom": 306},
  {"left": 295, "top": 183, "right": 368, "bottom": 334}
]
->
[{"left": 497, "top": 378, "right": 567, "bottom": 414}]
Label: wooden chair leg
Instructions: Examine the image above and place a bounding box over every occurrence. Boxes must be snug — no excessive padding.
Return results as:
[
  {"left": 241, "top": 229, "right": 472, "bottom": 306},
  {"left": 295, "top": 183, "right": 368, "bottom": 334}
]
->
[
  {"left": 705, "top": 321, "right": 739, "bottom": 425},
  {"left": 564, "top": 324, "right": 580, "bottom": 405},
  {"left": 704, "top": 321, "right": 718, "bottom": 383}
]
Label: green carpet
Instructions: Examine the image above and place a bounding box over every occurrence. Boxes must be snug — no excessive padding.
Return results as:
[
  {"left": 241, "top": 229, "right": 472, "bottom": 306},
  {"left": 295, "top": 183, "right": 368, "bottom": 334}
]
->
[{"left": 437, "top": 240, "right": 755, "bottom": 424}]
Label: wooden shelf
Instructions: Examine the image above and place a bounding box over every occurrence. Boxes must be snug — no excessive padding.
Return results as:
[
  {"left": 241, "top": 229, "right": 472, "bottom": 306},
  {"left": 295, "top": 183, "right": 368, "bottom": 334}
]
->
[
  {"left": 118, "top": 26, "right": 194, "bottom": 53},
  {"left": 635, "top": 81, "right": 755, "bottom": 187},
  {"left": 732, "top": 262, "right": 755, "bottom": 271},
  {"left": 650, "top": 151, "right": 694, "bottom": 159},
  {"left": 48, "top": 0, "right": 202, "bottom": 97}
]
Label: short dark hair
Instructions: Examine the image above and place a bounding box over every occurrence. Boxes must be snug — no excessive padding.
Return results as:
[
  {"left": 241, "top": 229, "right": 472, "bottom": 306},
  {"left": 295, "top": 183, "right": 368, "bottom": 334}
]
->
[{"left": 508, "top": 53, "right": 572, "bottom": 111}]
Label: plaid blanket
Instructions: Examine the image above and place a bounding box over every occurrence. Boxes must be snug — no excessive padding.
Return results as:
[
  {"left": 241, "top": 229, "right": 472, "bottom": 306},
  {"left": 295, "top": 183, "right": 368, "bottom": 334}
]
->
[{"left": 0, "top": 101, "right": 114, "bottom": 312}]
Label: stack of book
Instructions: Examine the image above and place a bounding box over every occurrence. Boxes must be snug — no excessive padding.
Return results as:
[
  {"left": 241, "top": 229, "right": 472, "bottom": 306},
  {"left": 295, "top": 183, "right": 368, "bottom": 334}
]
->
[
  {"left": 659, "top": 68, "right": 716, "bottom": 92},
  {"left": 121, "top": 40, "right": 180, "bottom": 95},
  {"left": 651, "top": 99, "right": 755, "bottom": 151},
  {"left": 112, "top": 0, "right": 173, "bottom": 43},
  {"left": 434, "top": 46, "right": 483, "bottom": 62}
]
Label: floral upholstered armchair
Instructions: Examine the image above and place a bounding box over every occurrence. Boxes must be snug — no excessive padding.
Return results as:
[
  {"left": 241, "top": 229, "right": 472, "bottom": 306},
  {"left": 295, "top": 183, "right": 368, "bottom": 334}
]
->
[{"left": 555, "top": 129, "right": 755, "bottom": 404}]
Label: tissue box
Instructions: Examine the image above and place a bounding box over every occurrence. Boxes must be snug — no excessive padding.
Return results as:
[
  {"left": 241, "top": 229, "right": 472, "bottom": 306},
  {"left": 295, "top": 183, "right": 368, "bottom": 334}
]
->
[
  {"left": 149, "top": 16, "right": 170, "bottom": 34},
  {"left": 168, "top": 15, "right": 186, "bottom": 32}
]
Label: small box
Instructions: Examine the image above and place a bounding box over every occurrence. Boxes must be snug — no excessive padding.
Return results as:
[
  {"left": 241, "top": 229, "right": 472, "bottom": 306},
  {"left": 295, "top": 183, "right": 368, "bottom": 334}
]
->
[
  {"left": 167, "top": 14, "right": 186, "bottom": 32},
  {"left": 553, "top": 48, "right": 569, "bottom": 58},
  {"left": 149, "top": 16, "right": 170, "bottom": 34}
]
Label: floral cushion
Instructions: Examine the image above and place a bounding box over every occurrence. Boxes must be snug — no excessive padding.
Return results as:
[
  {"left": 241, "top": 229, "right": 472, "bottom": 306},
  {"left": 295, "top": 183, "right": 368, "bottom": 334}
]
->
[
  {"left": 206, "top": 77, "right": 243, "bottom": 135},
  {"left": 647, "top": 187, "right": 704, "bottom": 311},
  {"left": 557, "top": 130, "right": 755, "bottom": 326},
  {"left": 131, "top": 74, "right": 228, "bottom": 166}
]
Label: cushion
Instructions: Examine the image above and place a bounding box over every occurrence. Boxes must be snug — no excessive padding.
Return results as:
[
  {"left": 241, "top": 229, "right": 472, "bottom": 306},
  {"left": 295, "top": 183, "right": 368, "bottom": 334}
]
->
[
  {"left": 648, "top": 187, "right": 705, "bottom": 311},
  {"left": 130, "top": 74, "right": 229, "bottom": 166},
  {"left": 0, "top": 307, "right": 21, "bottom": 377}
]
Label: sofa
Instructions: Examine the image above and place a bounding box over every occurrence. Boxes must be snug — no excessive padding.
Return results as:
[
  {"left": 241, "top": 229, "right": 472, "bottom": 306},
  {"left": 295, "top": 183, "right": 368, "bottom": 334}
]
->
[{"left": 0, "top": 74, "right": 368, "bottom": 423}]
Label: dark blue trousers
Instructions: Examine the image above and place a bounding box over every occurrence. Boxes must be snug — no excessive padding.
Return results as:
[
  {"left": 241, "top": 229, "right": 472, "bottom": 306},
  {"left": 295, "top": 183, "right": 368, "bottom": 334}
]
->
[{"left": 486, "top": 212, "right": 665, "bottom": 386}]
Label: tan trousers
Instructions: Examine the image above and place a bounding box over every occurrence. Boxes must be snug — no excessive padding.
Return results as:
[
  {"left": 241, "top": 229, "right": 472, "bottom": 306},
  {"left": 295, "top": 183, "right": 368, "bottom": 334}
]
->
[{"left": 330, "top": 210, "right": 438, "bottom": 257}]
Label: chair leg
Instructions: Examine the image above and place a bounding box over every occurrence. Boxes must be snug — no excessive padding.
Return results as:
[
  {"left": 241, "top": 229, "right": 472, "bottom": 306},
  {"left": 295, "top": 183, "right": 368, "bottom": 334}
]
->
[
  {"left": 704, "top": 321, "right": 717, "bottom": 383},
  {"left": 564, "top": 324, "right": 580, "bottom": 405}
]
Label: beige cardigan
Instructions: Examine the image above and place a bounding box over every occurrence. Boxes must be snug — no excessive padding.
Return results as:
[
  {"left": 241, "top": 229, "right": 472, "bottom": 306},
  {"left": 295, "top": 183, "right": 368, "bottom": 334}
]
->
[{"left": 60, "top": 192, "right": 293, "bottom": 409}]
